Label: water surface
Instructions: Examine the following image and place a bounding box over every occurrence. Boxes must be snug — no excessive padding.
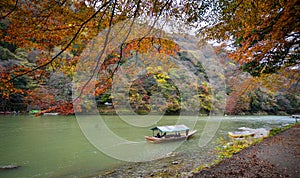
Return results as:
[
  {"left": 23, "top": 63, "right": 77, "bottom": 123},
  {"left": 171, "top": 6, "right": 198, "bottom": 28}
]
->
[{"left": 0, "top": 115, "right": 294, "bottom": 177}]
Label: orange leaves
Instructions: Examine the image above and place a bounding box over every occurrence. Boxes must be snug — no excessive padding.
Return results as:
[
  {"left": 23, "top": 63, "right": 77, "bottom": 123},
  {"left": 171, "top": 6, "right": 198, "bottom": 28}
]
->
[
  {"left": 25, "top": 85, "right": 75, "bottom": 115},
  {"left": 122, "top": 37, "right": 180, "bottom": 57},
  {"left": 94, "top": 87, "right": 106, "bottom": 96},
  {"left": 0, "top": 66, "right": 28, "bottom": 99},
  {"left": 52, "top": 101, "right": 74, "bottom": 115},
  {"left": 198, "top": 0, "right": 299, "bottom": 74},
  {"left": 92, "top": 36, "right": 180, "bottom": 99},
  {"left": 1, "top": 0, "right": 97, "bottom": 51},
  {"left": 36, "top": 101, "right": 74, "bottom": 116}
]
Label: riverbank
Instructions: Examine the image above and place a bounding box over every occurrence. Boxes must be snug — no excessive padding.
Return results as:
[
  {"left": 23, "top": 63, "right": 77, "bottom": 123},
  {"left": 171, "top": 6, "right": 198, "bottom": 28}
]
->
[
  {"left": 192, "top": 123, "right": 300, "bottom": 177},
  {"left": 89, "top": 118, "right": 297, "bottom": 178}
]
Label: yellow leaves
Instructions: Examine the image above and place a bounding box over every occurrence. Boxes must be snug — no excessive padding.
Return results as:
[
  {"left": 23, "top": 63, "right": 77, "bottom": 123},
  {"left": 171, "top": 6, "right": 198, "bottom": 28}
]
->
[
  {"left": 155, "top": 77, "right": 167, "bottom": 84},
  {"left": 156, "top": 73, "right": 169, "bottom": 79},
  {"left": 147, "top": 66, "right": 170, "bottom": 84}
]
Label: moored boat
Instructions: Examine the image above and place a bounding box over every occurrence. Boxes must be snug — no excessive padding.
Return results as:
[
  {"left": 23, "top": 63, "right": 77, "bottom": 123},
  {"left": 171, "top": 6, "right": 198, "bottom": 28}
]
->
[
  {"left": 228, "top": 131, "right": 255, "bottom": 138},
  {"left": 43, "top": 112, "right": 59, "bottom": 116},
  {"left": 291, "top": 115, "right": 300, "bottom": 122},
  {"left": 291, "top": 115, "right": 300, "bottom": 118},
  {"left": 145, "top": 125, "right": 197, "bottom": 143}
]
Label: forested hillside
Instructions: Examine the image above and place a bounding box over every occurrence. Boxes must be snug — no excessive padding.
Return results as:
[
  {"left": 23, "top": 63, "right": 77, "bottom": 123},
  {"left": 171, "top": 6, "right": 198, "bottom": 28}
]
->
[{"left": 0, "top": 0, "right": 299, "bottom": 115}]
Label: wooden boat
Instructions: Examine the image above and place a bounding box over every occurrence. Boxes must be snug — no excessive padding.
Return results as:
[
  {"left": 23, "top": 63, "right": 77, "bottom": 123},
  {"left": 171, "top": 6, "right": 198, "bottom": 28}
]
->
[
  {"left": 145, "top": 125, "right": 197, "bottom": 143},
  {"left": 43, "top": 112, "right": 59, "bottom": 116},
  {"left": 291, "top": 115, "right": 300, "bottom": 118},
  {"left": 0, "top": 165, "right": 20, "bottom": 169},
  {"left": 291, "top": 115, "right": 300, "bottom": 122},
  {"left": 238, "top": 127, "right": 270, "bottom": 138},
  {"left": 228, "top": 131, "right": 255, "bottom": 138}
]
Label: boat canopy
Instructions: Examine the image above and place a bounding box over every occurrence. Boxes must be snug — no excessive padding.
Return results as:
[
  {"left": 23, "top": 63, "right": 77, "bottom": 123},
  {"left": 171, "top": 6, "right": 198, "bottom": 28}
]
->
[{"left": 150, "top": 125, "right": 190, "bottom": 133}]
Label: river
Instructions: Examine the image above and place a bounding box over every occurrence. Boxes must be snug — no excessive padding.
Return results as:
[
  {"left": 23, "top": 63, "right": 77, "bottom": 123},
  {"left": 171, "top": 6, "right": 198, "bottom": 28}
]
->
[{"left": 0, "top": 115, "right": 295, "bottom": 177}]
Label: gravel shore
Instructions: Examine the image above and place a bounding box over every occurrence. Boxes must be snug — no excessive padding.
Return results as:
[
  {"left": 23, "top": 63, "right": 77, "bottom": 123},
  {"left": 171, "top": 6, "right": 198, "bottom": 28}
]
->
[{"left": 192, "top": 123, "right": 300, "bottom": 177}]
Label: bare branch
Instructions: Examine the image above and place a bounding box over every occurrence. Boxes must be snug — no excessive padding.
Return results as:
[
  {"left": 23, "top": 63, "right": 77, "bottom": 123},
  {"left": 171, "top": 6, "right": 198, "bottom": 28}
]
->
[
  {"left": 73, "top": 0, "right": 118, "bottom": 101},
  {"left": 98, "top": 0, "right": 171, "bottom": 88}
]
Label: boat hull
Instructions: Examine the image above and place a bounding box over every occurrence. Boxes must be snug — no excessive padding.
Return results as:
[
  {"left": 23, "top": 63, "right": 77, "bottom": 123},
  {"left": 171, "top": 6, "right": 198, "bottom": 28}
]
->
[
  {"left": 228, "top": 131, "right": 255, "bottom": 138},
  {"left": 145, "top": 130, "right": 197, "bottom": 143}
]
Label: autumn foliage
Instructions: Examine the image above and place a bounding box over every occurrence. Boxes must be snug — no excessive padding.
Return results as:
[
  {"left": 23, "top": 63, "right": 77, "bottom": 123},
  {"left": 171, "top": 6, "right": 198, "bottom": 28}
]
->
[
  {"left": 0, "top": 0, "right": 299, "bottom": 115},
  {"left": 198, "top": 0, "right": 299, "bottom": 76}
]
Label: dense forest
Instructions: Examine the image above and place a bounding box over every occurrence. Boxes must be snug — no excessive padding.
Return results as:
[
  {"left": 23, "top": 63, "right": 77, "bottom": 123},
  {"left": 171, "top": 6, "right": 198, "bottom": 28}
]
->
[{"left": 0, "top": 0, "right": 299, "bottom": 116}]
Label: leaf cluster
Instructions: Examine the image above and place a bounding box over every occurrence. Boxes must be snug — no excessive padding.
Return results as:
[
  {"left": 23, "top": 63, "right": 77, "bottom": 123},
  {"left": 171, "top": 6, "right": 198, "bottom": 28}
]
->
[{"left": 197, "top": 0, "right": 300, "bottom": 76}]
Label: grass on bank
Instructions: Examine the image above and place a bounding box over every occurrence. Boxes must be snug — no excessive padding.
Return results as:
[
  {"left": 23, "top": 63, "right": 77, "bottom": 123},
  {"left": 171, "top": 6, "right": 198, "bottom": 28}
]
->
[
  {"left": 150, "top": 123, "right": 296, "bottom": 177},
  {"left": 190, "top": 123, "right": 296, "bottom": 175}
]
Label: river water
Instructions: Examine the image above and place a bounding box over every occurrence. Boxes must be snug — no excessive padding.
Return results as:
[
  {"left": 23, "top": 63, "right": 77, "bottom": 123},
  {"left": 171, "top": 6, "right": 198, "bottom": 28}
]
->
[{"left": 0, "top": 115, "right": 295, "bottom": 177}]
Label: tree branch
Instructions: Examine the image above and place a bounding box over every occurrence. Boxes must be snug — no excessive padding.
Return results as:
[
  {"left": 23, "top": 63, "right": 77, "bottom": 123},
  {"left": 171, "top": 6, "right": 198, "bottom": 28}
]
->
[
  {"left": 0, "top": 0, "right": 18, "bottom": 19},
  {"left": 5, "top": 0, "right": 112, "bottom": 84},
  {"left": 99, "top": 0, "right": 171, "bottom": 87},
  {"left": 73, "top": 0, "right": 118, "bottom": 102}
]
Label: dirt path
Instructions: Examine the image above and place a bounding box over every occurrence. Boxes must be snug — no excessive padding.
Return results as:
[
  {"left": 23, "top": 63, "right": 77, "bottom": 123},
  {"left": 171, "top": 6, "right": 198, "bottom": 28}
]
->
[{"left": 193, "top": 124, "right": 300, "bottom": 178}]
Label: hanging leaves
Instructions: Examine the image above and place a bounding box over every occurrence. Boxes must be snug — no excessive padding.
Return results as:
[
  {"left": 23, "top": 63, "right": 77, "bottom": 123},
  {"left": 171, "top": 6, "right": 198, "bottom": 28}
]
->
[{"left": 198, "top": 0, "right": 299, "bottom": 76}]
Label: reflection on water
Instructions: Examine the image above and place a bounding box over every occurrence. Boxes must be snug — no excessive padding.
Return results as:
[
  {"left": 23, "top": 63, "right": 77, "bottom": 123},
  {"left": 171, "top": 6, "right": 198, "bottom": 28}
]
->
[{"left": 0, "top": 115, "right": 294, "bottom": 177}]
